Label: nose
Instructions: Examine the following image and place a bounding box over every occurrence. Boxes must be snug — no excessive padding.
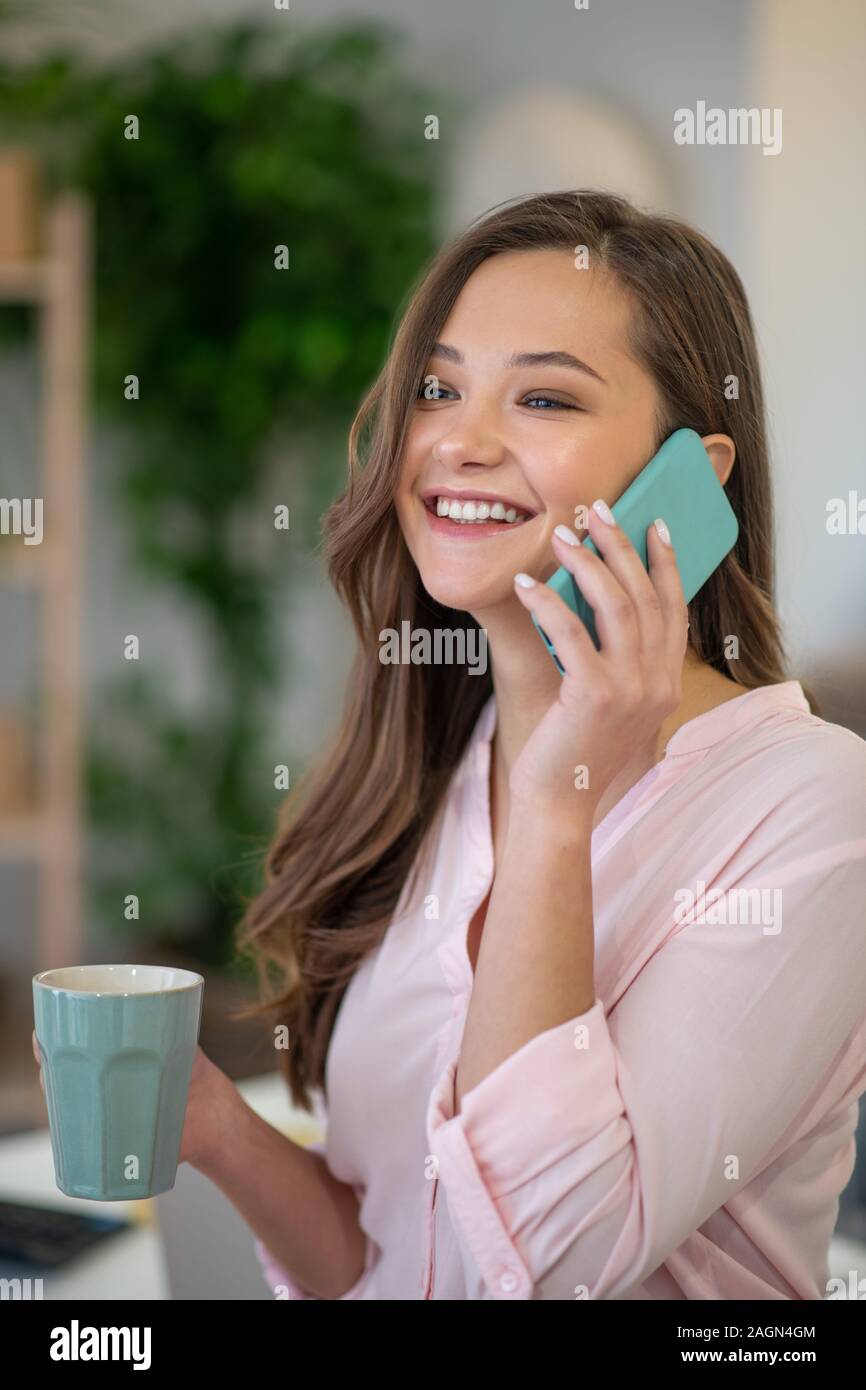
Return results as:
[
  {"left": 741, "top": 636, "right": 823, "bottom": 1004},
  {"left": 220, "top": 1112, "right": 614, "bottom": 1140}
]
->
[{"left": 430, "top": 398, "right": 508, "bottom": 471}]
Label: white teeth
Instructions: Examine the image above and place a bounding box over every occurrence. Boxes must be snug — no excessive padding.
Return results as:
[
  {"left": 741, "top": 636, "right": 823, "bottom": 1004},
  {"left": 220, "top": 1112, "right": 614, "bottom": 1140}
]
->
[{"left": 432, "top": 496, "right": 529, "bottom": 523}]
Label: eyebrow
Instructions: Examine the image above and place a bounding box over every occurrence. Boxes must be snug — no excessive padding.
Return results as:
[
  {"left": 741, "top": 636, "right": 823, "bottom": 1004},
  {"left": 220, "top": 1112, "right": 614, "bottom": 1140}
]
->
[{"left": 429, "top": 342, "right": 608, "bottom": 386}]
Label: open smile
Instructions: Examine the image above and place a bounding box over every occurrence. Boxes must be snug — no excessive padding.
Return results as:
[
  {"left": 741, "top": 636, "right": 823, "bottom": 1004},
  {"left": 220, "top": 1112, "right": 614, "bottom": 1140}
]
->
[{"left": 420, "top": 491, "right": 539, "bottom": 540}]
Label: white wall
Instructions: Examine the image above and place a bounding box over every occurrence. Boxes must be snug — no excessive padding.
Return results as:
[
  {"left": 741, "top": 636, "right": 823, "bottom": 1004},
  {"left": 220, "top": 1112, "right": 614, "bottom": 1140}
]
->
[{"left": 743, "top": 0, "right": 866, "bottom": 729}]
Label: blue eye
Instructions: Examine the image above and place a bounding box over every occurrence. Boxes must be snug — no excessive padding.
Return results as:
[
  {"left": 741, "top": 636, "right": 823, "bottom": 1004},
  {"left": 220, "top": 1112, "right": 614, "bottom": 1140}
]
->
[
  {"left": 417, "top": 380, "right": 454, "bottom": 402},
  {"left": 415, "top": 385, "right": 581, "bottom": 409},
  {"left": 524, "top": 395, "right": 579, "bottom": 410}
]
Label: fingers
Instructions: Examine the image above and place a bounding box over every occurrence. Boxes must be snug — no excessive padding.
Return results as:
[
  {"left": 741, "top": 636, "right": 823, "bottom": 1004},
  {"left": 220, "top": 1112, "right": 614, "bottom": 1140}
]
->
[
  {"left": 580, "top": 501, "right": 667, "bottom": 657},
  {"left": 645, "top": 518, "right": 689, "bottom": 669},
  {"left": 579, "top": 503, "right": 686, "bottom": 666},
  {"left": 30, "top": 1039, "right": 45, "bottom": 1100},
  {"left": 515, "top": 501, "right": 687, "bottom": 684},
  {"left": 32, "top": 1032, "right": 45, "bottom": 1096},
  {"left": 513, "top": 533, "right": 599, "bottom": 677}
]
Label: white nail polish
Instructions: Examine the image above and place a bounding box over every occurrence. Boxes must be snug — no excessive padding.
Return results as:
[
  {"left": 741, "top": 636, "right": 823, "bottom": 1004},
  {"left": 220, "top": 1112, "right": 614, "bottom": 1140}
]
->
[
  {"left": 514, "top": 572, "right": 536, "bottom": 588},
  {"left": 553, "top": 523, "right": 580, "bottom": 546},
  {"left": 592, "top": 498, "right": 616, "bottom": 526},
  {"left": 654, "top": 518, "right": 672, "bottom": 546}
]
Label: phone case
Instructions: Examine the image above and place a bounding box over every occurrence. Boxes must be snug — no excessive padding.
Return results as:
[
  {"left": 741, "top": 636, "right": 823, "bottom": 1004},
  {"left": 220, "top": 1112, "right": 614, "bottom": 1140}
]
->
[{"left": 533, "top": 428, "right": 739, "bottom": 673}]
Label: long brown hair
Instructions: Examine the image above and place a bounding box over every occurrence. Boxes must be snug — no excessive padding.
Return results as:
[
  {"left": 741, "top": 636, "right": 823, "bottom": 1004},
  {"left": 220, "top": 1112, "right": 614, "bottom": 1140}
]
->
[{"left": 236, "top": 189, "right": 795, "bottom": 1110}]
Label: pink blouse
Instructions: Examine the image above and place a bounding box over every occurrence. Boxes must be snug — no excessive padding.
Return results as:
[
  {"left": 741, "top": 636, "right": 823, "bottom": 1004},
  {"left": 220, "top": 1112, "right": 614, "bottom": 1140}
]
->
[{"left": 254, "top": 681, "right": 866, "bottom": 1299}]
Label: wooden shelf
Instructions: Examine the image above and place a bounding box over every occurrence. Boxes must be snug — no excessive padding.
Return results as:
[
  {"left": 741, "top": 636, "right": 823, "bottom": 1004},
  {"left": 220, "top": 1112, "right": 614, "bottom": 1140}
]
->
[
  {"left": 0, "top": 259, "right": 55, "bottom": 303},
  {"left": 0, "top": 192, "right": 90, "bottom": 971},
  {"left": 0, "top": 547, "right": 52, "bottom": 588},
  {"left": 0, "top": 817, "right": 47, "bottom": 860}
]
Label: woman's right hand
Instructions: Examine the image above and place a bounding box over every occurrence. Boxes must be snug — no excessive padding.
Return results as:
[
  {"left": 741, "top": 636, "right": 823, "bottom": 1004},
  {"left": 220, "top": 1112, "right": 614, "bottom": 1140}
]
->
[
  {"left": 31, "top": 1028, "right": 45, "bottom": 1095},
  {"left": 32, "top": 1031, "right": 237, "bottom": 1171},
  {"left": 177, "top": 1044, "right": 239, "bottom": 1169}
]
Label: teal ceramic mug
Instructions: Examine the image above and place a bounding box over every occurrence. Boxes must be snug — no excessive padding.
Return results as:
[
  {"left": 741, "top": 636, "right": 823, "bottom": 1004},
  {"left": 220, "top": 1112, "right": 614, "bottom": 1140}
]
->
[{"left": 33, "top": 964, "right": 204, "bottom": 1201}]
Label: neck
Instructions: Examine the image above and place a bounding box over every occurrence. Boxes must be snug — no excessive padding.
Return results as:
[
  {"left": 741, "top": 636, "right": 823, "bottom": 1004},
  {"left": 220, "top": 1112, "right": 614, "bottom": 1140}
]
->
[{"left": 484, "top": 622, "right": 749, "bottom": 846}]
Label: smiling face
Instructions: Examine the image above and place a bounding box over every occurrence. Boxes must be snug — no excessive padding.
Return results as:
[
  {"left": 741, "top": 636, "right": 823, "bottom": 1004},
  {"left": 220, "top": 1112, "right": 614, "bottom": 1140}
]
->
[{"left": 394, "top": 248, "right": 664, "bottom": 617}]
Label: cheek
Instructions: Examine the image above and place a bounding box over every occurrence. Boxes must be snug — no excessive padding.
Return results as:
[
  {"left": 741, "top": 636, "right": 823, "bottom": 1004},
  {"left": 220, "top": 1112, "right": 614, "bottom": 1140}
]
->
[
  {"left": 523, "top": 424, "right": 635, "bottom": 515},
  {"left": 394, "top": 424, "right": 428, "bottom": 496},
  {"left": 392, "top": 471, "right": 427, "bottom": 564},
  {"left": 403, "top": 412, "right": 434, "bottom": 452},
  {"left": 392, "top": 493, "right": 417, "bottom": 558},
  {"left": 520, "top": 434, "right": 600, "bottom": 514},
  {"left": 393, "top": 457, "right": 421, "bottom": 526}
]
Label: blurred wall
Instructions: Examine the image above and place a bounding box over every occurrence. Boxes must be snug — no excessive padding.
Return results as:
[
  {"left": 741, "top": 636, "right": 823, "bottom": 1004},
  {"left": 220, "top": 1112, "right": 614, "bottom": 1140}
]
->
[{"left": 744, "top": 0, "right": 866, "bottom": 731}]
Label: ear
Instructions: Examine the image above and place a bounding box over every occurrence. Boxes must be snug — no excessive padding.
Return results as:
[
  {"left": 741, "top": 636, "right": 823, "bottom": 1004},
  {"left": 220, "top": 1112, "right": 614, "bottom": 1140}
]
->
[{"left": 701, "top": 433, "right": 736, "bottom": 487}]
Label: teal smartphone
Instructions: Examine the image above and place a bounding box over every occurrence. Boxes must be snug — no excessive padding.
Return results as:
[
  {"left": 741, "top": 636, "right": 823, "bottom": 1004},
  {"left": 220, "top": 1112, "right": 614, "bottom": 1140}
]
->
[{"left": 533, "top": 428, "right": 739, "bottom": 673}]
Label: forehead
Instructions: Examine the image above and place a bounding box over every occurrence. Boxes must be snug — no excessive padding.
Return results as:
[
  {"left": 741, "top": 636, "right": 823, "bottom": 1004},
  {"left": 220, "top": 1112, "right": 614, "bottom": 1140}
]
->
[{"left": 439, "top": 249, "right": 638, "bottom": 369}]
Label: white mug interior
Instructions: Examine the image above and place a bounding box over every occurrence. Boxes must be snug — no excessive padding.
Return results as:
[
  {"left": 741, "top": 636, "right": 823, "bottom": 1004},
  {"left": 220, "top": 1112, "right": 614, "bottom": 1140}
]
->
[{"left": 33, "top": 964, "right": 203, "bottom": 996}]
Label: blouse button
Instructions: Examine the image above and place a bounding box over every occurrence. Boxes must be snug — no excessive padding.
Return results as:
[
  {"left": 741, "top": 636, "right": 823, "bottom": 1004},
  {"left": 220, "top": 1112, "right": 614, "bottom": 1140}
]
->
[{"left": 498, "top": 1270, "right": 520, "bottom": 1293}]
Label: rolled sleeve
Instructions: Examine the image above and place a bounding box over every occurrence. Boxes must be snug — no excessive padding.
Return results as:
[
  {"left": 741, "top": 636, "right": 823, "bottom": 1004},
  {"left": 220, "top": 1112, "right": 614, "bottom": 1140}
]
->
[
  {"left": 253, "top": 1138, "right": 379, "bottom": 1300},
  {"left": 254, "top": 1230, "right": 378, "bottom": 1300},
  {"left": 426, "top": 796, "right": 866, "bottom": 1301},
  {"left": 426, "top": 998, "right": 628, "bottom": 1300}
]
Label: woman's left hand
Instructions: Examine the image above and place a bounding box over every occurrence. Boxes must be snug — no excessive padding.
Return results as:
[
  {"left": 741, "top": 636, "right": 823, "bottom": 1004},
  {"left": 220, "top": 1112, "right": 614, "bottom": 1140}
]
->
[{"left": 509, "top": 501, "right": 689, "bottom": 818}]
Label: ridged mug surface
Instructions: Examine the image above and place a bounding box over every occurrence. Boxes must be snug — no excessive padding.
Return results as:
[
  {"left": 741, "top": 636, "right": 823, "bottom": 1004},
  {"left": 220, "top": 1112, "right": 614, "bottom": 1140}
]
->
[{"left": 33, "top": 964, "right": 203, "bottom": 1201}]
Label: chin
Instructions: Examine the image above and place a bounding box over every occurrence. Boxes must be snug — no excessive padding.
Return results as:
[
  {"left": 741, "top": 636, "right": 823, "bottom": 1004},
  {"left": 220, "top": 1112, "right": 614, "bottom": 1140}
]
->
[{"left": 416, "top": 567, "right": 517, "bottom": 615}]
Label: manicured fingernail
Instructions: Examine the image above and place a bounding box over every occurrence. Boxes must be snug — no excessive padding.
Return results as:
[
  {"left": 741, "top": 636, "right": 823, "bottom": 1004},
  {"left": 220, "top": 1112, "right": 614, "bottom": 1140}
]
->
[
  {"left": 592, "top": 498, "right": 616, "bottom": 526},
  {"left": 553, "top": 523, "right": 580, "bottom": 546},
  {"left": 654, "top": 518, "right": 672, "bottom": 546},
  {"left": 514, "top": 572, "right": 536, "bottom": 588}
]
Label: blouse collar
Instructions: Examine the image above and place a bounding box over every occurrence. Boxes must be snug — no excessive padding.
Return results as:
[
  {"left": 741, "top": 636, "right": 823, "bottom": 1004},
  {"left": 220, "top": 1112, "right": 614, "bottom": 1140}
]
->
[{"left": 467, "top": 680, "right": 811, "bottom": 763}]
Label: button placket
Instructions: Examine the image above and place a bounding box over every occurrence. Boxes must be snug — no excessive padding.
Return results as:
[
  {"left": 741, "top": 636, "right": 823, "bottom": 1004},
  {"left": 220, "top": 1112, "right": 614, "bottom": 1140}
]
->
[
  {"left": 423, "top": 987, "right": 464, "bottom": 1298},
  {"left": 425, "top": 990, "right": 472, "bottom": 1298},
  {"left": 424, "top": 696, "right": 495, "bottom": 1298}
]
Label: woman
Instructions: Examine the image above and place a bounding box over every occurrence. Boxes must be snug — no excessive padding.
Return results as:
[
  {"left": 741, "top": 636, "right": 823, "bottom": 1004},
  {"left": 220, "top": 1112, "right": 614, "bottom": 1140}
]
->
[{"left": 175, "top": 192, "right": 866, "bottom": 1298}]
